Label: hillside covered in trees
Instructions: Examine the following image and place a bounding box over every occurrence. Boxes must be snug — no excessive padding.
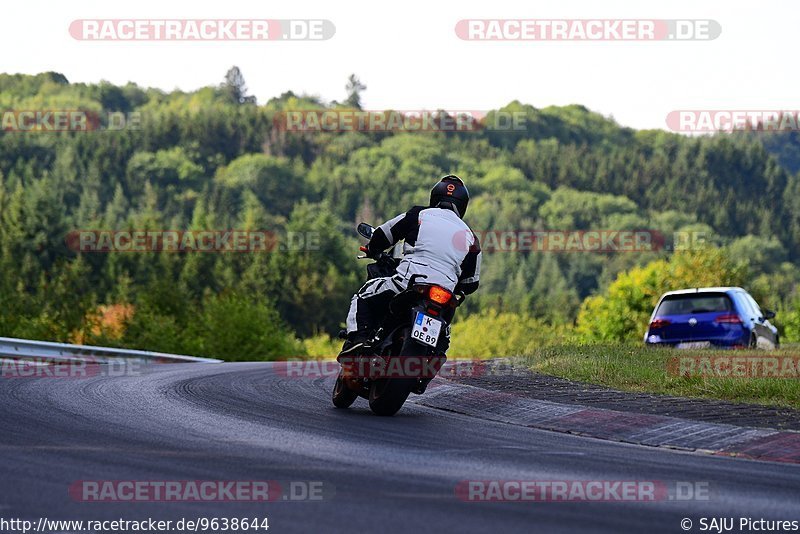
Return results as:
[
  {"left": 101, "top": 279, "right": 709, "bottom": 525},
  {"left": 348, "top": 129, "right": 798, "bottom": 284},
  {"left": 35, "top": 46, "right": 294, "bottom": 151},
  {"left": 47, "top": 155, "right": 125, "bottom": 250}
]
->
[{"left": 2, "top": 69, "right": 800, "bottom": 358}]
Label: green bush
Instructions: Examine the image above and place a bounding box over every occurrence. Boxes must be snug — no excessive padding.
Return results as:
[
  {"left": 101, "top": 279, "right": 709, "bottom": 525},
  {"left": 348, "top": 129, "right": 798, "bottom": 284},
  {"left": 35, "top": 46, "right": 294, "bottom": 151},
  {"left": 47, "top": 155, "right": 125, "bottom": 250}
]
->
[
  {"left": 185, "top": 292, "right": 305, "bottom": 361},
  {"left": 117, "top": 309, "right": 190, "bottom": 355},
  {"left": 449, "top": 309, "right": 574, "bottom": 358},
  {"left": 115, "top": 292, "right": 305, "bottom": 361},
  {"left": 781, "top": 295, "right": 800, "bottom": 342},
  {"left": 302, "top": 334, "right": 341, "bottom": 360}
]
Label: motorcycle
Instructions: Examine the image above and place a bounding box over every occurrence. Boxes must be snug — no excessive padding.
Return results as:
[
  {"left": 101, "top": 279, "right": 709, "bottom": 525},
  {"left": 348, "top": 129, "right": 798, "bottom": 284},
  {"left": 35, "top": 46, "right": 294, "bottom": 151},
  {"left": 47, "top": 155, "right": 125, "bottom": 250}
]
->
[{"left": 331, "top": 222, "right": 465, "bottom": 416}]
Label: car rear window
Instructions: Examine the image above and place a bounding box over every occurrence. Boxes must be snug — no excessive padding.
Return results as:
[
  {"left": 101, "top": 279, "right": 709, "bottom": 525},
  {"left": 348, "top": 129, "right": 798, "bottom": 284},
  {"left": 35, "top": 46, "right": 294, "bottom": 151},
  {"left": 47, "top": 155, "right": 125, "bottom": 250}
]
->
[{"left": 655, "top": 293, "right": 733, "bottom": 315}]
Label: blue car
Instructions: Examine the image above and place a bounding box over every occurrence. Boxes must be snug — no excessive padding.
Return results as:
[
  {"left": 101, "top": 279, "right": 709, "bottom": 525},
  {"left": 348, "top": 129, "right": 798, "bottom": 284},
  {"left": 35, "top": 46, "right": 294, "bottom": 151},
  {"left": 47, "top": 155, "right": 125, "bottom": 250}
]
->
[{"left": 644, "top": 287, "right": 778, "bottom": 349}]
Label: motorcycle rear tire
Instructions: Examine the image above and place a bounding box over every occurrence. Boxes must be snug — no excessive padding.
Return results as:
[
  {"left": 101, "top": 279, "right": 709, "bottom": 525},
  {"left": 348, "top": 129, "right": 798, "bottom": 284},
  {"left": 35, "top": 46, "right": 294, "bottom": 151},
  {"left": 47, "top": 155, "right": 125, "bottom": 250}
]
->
[{"left": 367, "top": 332, "right": 423, "bottom": 416}]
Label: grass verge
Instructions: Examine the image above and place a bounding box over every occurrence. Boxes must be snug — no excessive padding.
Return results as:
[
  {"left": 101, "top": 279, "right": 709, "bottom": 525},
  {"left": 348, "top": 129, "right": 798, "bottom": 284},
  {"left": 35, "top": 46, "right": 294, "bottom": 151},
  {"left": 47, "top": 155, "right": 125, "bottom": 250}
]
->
[{"left": 517, "top": 343, "right": 800, "bottom": 410}]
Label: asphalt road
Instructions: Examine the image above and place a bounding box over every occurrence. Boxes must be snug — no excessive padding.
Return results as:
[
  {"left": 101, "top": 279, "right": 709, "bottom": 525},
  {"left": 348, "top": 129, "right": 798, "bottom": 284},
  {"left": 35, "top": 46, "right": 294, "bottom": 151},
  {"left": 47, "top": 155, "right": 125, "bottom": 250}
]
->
[{"left": 1, "top": 362, "right": 798, "bottom": 534}]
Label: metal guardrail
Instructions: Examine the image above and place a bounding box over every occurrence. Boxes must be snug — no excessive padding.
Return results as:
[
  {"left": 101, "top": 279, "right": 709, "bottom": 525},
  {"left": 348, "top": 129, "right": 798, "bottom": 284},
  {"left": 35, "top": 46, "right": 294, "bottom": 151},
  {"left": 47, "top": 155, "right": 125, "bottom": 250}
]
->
[{"left": 0, "top": 336, "right": 222, "bottom": 364}]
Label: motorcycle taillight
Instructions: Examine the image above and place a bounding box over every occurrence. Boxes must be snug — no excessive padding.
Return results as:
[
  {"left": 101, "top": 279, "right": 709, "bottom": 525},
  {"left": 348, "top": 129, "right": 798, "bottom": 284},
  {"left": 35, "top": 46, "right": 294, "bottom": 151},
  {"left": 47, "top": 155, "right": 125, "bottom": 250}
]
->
[{"left": 428, "top": 286, "right": 452, "bottom": 305}]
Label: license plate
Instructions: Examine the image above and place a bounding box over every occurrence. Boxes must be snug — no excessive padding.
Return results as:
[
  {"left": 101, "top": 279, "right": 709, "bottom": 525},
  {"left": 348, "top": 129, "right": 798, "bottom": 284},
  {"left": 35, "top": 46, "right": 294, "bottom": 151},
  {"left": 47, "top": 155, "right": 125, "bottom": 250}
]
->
[
  {"left": 676, "top": 341, "right": 711, "bottom": 349},
  {"left": 411, "top": 312, "right": 442, "bottom": 348}
]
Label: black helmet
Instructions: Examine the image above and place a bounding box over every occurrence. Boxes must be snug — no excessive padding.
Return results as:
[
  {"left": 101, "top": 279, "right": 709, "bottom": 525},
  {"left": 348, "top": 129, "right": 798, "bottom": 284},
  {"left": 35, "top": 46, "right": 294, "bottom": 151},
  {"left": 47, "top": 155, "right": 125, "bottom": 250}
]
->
[{"left": 430, "top": 175, "right": 470, "bottom": 218}]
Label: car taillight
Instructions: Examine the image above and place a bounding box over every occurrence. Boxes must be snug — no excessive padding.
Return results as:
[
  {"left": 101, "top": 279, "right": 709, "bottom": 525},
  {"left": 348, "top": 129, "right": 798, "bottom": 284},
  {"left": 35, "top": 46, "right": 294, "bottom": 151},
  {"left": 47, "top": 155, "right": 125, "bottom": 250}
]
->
[
  {"left": 714, "top": 313, "right": 742, "bottom": 324},
  {"left": 649, "top": 319, "right": 671, "bottom": 329},
  {"left": 428, "top": 286, "right": 452, "bottom": 305}
]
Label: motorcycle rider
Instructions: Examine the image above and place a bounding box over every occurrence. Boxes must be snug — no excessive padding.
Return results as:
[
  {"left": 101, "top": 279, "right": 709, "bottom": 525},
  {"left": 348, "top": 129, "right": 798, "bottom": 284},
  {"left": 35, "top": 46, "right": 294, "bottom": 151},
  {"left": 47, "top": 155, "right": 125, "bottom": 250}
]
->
[{"left": 339, "top": 175, "right": 481, "bottom": 356}]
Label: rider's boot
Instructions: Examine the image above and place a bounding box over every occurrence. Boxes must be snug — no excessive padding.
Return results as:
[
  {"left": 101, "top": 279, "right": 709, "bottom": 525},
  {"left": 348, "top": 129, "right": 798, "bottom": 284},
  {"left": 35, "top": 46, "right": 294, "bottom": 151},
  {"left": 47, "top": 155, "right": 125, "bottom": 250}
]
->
[{"left": 337, "top": 331, "right": 371, "bottom": 362}]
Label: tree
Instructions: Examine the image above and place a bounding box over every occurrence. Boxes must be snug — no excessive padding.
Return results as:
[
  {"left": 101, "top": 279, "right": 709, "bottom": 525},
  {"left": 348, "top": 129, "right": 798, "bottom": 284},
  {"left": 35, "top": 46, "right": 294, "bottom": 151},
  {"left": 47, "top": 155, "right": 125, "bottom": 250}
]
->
[
  {"left": 265, "top": 202, "right": 359, "bottom": 336},
  {"left": 214, "top": 154, "right": 306, "bottom": 217},
  {"left": 221, "top": 66, "right": 256, "bottom": 104},
  {"left": 344, "top": 74, "right": 366, "bottom": 109}
]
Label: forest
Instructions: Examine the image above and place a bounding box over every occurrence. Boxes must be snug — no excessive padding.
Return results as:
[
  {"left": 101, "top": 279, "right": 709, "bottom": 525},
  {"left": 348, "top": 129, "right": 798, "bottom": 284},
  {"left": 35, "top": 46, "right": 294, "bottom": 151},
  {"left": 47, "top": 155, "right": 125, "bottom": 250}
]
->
[{"left": 2, "top": 69, "right": 799, "bottom": 359}]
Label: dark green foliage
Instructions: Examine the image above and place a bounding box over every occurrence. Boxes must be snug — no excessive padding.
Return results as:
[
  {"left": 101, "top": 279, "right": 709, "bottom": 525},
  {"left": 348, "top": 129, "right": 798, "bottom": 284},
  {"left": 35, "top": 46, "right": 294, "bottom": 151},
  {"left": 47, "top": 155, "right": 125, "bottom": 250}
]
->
[{"left": 1, "top": 71, "right": 800, "bottom": 354}]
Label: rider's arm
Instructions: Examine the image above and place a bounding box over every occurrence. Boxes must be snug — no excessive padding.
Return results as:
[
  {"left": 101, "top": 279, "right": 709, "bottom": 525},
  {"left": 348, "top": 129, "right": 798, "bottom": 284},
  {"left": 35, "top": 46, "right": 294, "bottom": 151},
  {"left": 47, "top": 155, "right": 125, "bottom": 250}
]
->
[
  {"left": 366, "top": 206, "right": 424, "bottom": 257},
  {"left": 455, "top": 232, "right": 481, "bottom": 295}
]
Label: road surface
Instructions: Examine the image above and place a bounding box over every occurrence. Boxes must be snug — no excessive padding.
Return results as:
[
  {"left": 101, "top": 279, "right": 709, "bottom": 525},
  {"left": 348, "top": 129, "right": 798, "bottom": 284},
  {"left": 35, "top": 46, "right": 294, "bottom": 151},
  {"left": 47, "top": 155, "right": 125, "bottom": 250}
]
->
[{"left": 1, "top": 362, "right": 798, "bottom": 533}]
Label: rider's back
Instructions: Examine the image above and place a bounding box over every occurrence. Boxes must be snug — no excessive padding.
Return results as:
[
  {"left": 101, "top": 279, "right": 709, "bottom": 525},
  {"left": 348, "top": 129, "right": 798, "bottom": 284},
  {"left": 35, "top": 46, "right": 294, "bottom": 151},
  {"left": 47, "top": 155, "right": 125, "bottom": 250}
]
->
[{"left": 396, "top": 207, "right": 476, "bottom": 291}]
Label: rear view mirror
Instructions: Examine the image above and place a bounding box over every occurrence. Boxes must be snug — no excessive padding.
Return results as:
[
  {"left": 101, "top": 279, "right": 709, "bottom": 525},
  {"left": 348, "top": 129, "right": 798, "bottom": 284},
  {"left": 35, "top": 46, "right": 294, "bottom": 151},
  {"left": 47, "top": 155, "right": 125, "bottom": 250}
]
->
[
  {"left": 764, "top": 310, "right": 776, "bottom": 320},
  {"left": 357, "top": 222, "right": 374, "bottom": 239}
]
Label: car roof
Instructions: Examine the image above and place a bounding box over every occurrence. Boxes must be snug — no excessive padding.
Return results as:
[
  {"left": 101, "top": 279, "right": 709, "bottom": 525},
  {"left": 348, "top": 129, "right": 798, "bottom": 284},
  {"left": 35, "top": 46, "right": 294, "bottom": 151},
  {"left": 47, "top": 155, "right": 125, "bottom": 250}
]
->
[{"left": 661, "top": 287, "right": 745, "bottom": 297}]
